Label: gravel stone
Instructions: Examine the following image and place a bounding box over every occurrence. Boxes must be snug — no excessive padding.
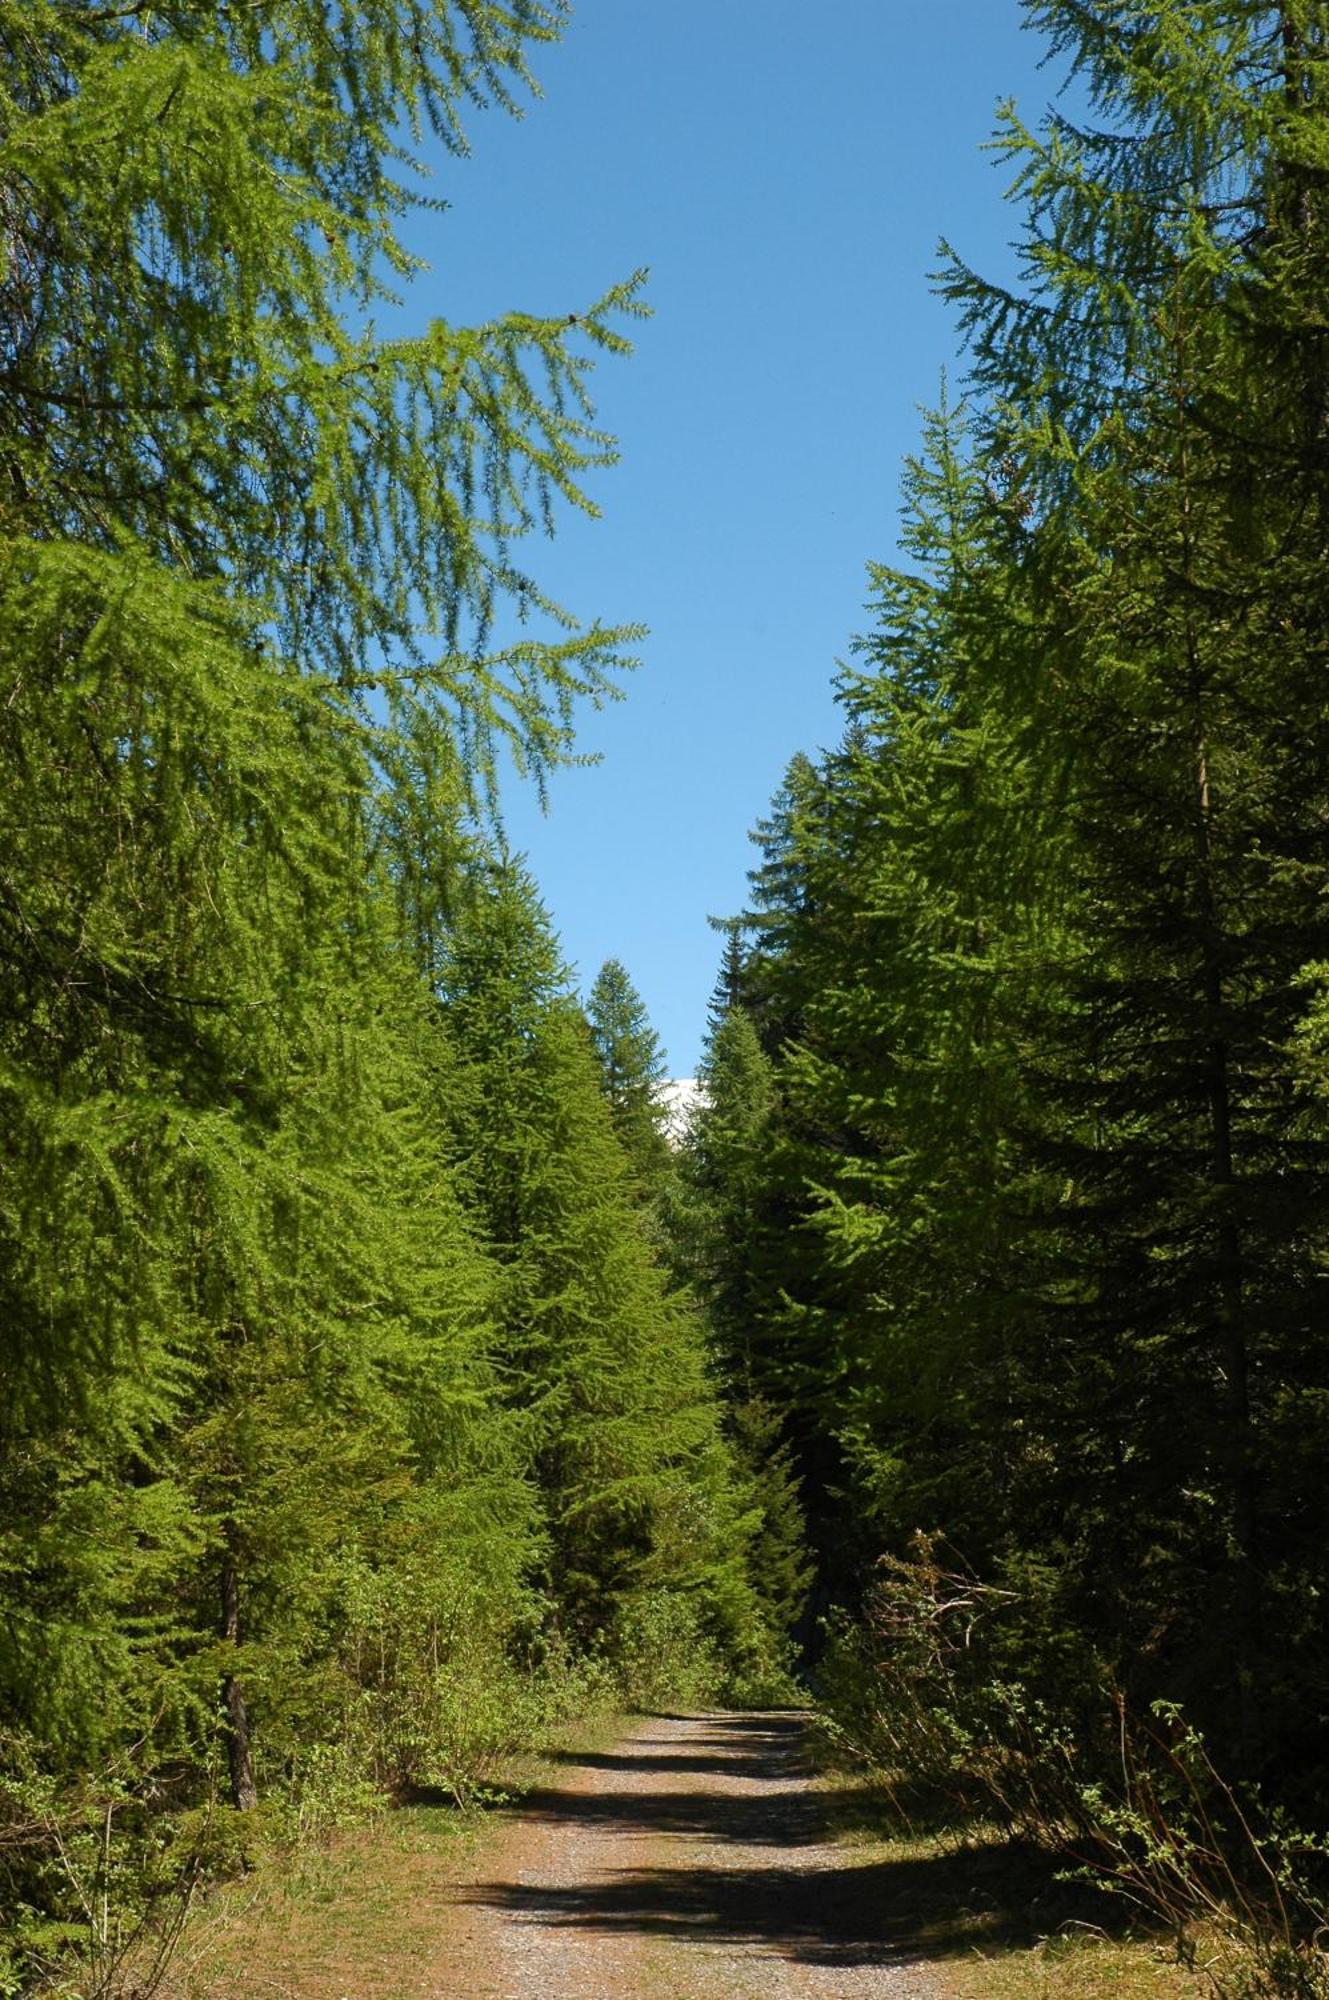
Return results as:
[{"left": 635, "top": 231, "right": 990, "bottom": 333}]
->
[{"left": 435, "top": 1710, "right": 940, "bottom": 1998}]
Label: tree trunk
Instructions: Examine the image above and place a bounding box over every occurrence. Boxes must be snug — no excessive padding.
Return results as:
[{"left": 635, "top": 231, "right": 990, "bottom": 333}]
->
[
  {"left": 1187, "top": 669, "right": 1260, "bottom": 1769},
  {"left": 220, "top": 1547, "right": 258, "bottom": 1812},
  {"left": 1173, "top": 314, "right": 1260, "bottom": 1754}
]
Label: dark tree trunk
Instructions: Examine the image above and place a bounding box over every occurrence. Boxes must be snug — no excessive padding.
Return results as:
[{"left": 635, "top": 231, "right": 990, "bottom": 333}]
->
[
  {"left": 220, "top": 1547, "right": 257, "bottom": 1812},
  {"left": 1173, "top": 322, "right": 1261, "bottom": 1756},
  {"left": 1187, "top": 664, "right": 1260, "bottom": 1770}
]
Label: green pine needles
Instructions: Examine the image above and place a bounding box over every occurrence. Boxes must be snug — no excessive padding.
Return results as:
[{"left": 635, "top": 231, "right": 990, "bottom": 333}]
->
[
  {"left": 691, "top": 0, "right": 1329, "bottom": 1893},
  {"left": 1, "top": 0, "right": 646, "bottom": 788},
  {"left": 0, "top": 5, "right": 779, "bottom": 1990}
]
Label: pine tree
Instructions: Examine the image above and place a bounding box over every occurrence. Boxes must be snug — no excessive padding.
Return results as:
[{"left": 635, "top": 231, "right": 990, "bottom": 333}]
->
[
  {"left": 0, "top": 0, "right": 652, "bottom": 1965},
  {"left": 441, "top": 866, "right": 763, "bottom": 1674},
  {"left": 585, "top": 958, "right": 672, "bottom": 1194},
  {"left": 935, "top": 0, "right": 1329, "bottom": 1769}
]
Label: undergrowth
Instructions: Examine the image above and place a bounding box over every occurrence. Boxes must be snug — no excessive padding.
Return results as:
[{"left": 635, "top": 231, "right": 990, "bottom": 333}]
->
[
  {"left": 814, "top": 1540, "right": 1329, "bottom": 2000},
  {"left": 3, "top": 1581, "right": 764, "bottom": 1999}
]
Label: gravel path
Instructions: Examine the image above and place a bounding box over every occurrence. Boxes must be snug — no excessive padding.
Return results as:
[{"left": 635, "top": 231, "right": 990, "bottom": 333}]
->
[{"left": 437, "top": 1711, "right": 939, "bottom": 1998}]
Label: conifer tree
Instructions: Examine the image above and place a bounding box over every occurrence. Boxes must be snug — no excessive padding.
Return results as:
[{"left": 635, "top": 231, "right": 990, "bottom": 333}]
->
[
  {"left": 585, "top": 958, "right": 672, "bottom": 1194},
  {"left": 441, "top": 866, "right": 764, "bottom": 1671},
  {"left": 2, "top": 0, "right": 644, "bottom": 778},
  {"left": 679, "top": 1005, "right": 777, "bottom": 1395},
  {"left": 705, "top": 922, "right": 751, "bottom": 1033},
  {"left": 0, "top": 0, "right": 652, "bottom": 1967},
  {"left": 700, "top": 402, "right": 1066, "bottom": 1608},
  {"left": 934, "top": 0, "right": 1329, "bottom": 1766},
  {"left": 674, "top": 979, "right": 813, "bottom": 1653},
  {"left": 714, "top": 0, "right": 1329, "bottom": 1789},
  {"left": 0, "top": 0, "right": 646, "bottom": 1578}
]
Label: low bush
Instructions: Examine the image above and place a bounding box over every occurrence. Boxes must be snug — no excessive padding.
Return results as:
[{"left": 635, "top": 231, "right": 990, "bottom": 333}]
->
[{"left": 816, "top": 1540, "right": 1329, "bottom": 2000}]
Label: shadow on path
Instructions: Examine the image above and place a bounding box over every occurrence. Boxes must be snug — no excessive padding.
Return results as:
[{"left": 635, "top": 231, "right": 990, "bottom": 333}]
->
[
  {"left": 510, "top": 1781, "right": 827, "bottom": 1846},
  {"left": 460, "top": 1712, "right": 1085, "bottom": 1972}
]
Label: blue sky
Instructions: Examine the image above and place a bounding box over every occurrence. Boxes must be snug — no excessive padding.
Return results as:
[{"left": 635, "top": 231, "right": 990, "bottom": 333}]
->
[{"left": 409, "top": 3, "right": 1063, "bottom": 1074}]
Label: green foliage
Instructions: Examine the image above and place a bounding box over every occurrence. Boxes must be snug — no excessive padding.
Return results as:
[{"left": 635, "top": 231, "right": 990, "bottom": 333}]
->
[
  {"left": 668, "top": 991, "right": 814, "bottom": 1664},
  {"left": 673, "top": 1004, "right": 777, "bottom": 1389},
  {"left": 697, "top": 0, "right": 1329, "bottom": 1887},
  {"left": 815, "top": 1544, "right": 1329, "bottom": 2000},
  {"left": 585, "top": 958, "right": 672, "bottom": 1194},
  {"left": 725, "top": 1399, "right": 814, "bottom": 1651},
  {"left": 1, "top": 0, "right": 646, "bottom": 792},
  {"left": 0, "top": 1, "right": 778, "bottom": 1991},
  {"left": 440, "top": 864, "right": 771, "bottom": 1667}
]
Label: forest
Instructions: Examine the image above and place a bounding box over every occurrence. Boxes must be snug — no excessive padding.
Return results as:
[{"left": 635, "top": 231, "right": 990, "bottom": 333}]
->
[{"left": 3, "top": 2, "right": 1329, "bottom": 1996}]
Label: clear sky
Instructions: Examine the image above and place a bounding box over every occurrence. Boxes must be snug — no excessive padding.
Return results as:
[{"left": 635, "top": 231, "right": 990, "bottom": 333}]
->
[{"left": 406, "top": 2, "right": 1064, "bottom": 1075}]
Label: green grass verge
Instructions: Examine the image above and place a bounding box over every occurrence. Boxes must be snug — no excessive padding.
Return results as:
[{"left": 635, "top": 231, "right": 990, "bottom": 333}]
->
[
  {"left": 148, "top": 1712, "right": 632, "bottom": 2000},
  {"left": 813, "top": 1752, "right": 1197, "bottom": 2000}
]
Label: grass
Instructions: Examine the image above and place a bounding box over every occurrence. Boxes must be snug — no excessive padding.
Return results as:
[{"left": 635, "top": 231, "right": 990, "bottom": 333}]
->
[
  {"left": 150, "top": 1713, "right": 630, "bottom": 2000},
  {"left": 817, "top": 1762, "right": 1198, "bottom": 2000},
  {"left": 155, "top": 1803, "right": 483, "bottom": 2000},
  {"left": 151, "top": 1714, "right": 1203, "bottom": 2000},
  {"left": 942, "top": 1932, "right": 1197, "bottom": 2000}
]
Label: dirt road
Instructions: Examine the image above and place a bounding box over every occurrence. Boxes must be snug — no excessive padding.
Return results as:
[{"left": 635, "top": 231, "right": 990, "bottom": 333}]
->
[{"left": 437, "top": 1711, "right": 938, "bottom": 1998}]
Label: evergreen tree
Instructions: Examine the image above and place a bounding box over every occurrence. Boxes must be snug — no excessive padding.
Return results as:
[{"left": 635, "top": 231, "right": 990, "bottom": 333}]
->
[
  {"left": 441, "top": 866, "right": 765, "bottom": 1672},
  {"left": 937, "top": 0, "right": 1329, "bottom": 1769},
  {"left": 0, "top": 0, "right": 654, "bottom": 1974},
  {"left": 705, "top": 921, "right": 750, "bottom": 1034},
  {"left": 679, "top": 1005, "right": 777, "bottom": 1396},
  {"left": 585, "top": 958, "right": 672, "bottom": 1194},
  {"left": 675, "top": 985, "right": 813, "bottom": 1653},
  {"left": 698, "top": 402, "right": 1065, "bottom": 1609},
  {"left": 712, "top": 0, "right": 1329, "bottom": 1792}
]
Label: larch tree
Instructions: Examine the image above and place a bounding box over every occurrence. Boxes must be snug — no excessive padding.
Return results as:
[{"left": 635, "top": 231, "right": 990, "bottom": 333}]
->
[{"left": 0, "top": 0, "right": 658, "bottom": 1969}]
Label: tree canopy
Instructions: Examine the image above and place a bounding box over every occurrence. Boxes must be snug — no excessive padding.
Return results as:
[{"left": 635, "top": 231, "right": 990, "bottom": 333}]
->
[{"left": 0, "top": 8, "right": 783, "bottom": 1988}]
